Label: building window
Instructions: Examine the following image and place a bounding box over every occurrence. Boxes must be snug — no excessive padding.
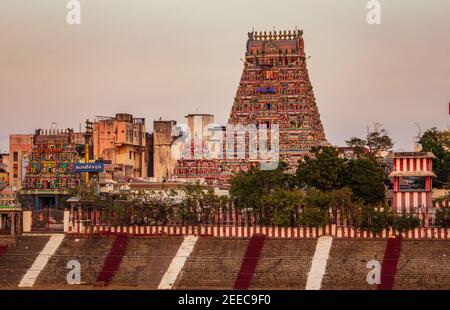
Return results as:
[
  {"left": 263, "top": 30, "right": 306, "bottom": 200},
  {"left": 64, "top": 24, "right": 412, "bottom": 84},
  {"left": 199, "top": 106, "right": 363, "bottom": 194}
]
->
[
  {"left": 129, "top": 151, "right": 132, "bottom": 160},
  {"left": 399, "top": 176, "right": 426, "bottom": 192},
  {"left": 13, "top": 164, "right": 18, "bottom": 178},
  {"left": 13, "top": 152, "right": 18, "bottom": 162}
]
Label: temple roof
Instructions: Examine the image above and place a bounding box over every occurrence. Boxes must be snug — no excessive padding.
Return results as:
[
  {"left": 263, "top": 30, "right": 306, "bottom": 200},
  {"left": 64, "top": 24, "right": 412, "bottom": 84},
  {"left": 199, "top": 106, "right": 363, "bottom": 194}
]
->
[
  {"left": 248, "top": 29, "right": 303, "bottom": 41},
  {"left": 389, "top": 152, "right": 437, "bottom": 159}
]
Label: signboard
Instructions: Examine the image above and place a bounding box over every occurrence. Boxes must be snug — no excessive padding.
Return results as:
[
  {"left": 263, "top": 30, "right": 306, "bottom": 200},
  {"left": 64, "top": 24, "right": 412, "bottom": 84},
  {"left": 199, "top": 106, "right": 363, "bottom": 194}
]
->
[{"left": 74, "top": 163, "right": 104, "bottom": 173}]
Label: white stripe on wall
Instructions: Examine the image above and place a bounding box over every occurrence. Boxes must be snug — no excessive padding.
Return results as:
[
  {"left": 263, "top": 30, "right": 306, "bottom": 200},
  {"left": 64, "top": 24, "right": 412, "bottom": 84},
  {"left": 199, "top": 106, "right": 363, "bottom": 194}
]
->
[
  {"left": 395, "top": 193, "right": 400, "bottom": 212},
  {"left": 305, "top": 236, "right": 333, "bottom": 290},
  {"left": 157, "top": 235, "right": 198, "bottom": 290},
  {"left": 405, "top": 192, "right": 410, "bottom": 212},
  {"left": 18, "top": 234, "right": 65, "bottom": 288}
]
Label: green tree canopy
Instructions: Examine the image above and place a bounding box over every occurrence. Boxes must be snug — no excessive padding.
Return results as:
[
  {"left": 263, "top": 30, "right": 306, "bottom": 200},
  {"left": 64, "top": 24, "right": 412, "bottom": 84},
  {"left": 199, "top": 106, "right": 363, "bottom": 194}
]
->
[
  {"left": 230, "top": 162, "right": 293, "bottom": 211},
  {"left": 419, "top": 128, "right": 450, "bottom": 189},
  {"left": 346, "top": 123, "right": 394, "bottom": 159},
  {"left": 342, "top": 158, "right": 386, "bottom": 204},
  {"left": 261, "top": 188, "right": 305, "bottom": 226},
  {"left": 296, "top": 147, "right": 346, "bottom": 191}
]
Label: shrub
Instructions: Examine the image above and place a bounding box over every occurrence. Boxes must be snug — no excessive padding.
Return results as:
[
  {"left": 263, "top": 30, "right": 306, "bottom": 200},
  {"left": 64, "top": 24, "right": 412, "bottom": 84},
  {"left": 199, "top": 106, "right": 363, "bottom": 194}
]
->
[
  {"left": 300, "top": 206, "right": 330, "bottom": 227},
  {"left": 392, "top": 212, "right": 421, "bottom": 233},
  {"left": 436, "top": 207, "right": 450, "bottom": 227}
]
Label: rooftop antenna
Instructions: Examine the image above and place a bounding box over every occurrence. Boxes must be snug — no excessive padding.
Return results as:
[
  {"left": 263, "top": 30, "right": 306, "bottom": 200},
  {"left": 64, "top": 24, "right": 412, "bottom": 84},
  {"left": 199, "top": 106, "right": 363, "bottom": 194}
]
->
[{"left": 52, "top": 122, "right": 57, "bottom": 130}]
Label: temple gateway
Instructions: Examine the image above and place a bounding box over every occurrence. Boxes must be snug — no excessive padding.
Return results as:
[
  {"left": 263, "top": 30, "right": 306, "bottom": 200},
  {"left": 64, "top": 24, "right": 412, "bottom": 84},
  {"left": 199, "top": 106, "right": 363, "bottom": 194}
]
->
[
  {"left": 175, "top": 29, "right": 328, "bottom": 184},
  {"left": 227, "top": 29, "right": 328, "bottom": 171}
]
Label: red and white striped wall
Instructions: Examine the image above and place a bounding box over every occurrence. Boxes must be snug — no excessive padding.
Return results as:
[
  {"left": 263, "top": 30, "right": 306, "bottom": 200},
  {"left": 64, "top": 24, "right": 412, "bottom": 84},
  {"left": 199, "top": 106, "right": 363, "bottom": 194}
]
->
[
  {"left": 393, "top": 191, "right": 433, "bottom": 212},
  {"left": 393, "top": 157, "right": 432, "bottom": 173},
  {"left": 67, "top": 224, "right": 450, "bottom": 240},
  {"left": 392, "top": 155, "right": 434, "bottom": 213}
]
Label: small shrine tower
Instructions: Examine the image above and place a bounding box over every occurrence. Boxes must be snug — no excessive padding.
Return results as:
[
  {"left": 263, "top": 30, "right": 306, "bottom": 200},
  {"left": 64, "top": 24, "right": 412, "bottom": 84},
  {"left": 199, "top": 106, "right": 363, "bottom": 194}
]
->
[{"left": 389, "top": 152, "right": 436, "bottom": 213}]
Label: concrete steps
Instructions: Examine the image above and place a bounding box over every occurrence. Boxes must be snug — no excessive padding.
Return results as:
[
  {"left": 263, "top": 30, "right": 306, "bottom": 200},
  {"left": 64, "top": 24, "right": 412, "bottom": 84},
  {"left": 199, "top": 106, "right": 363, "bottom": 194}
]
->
[
  {"left": 321, "top": 239, "right": 387, "bottom": 290},
  {"left": 19, "top": 234, "right": 65, "bottom": 287},
  {"left": 394, "top": 240, "right": 450, "bottom": 290},
  {"left": 95, "top": 235, "right": 128, "bottom": 285},
  {"left": 250, "top": 239, "right": 317, "bottom": 290},
  {"left": 234, "top": 235, "right": 266, "bottom": 289},
  {"left": 0, "top": 236, "right": 50, "bottom": 288},
  {"left": 34, "top": 236, "right": 114, "bottom": 289},
  {"left": 158, "top": 236, "right": 198, "bottom": 289},
  {"left": 174, "top": 238, "right": 249, "bottom": 289},
  {"left": 111, "top": 237, "right": 184, "bottom": 289},
  {"left": 378, "top": 237, "right": 402, "bottom": 290}
]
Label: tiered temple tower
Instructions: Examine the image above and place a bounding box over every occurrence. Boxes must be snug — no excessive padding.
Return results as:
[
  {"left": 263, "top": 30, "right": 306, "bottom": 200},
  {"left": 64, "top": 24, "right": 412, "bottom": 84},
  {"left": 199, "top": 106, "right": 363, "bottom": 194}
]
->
[
  {"left": 22, "top": 129, "right": 81, "bottom": 208},
  {"left": 228, "top": 29, "right": 327, "bottom": 169}
]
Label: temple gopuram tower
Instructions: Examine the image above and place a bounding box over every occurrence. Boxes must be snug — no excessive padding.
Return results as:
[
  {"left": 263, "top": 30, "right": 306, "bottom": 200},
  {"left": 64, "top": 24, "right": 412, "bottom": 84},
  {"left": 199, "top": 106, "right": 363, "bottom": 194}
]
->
[{"left": 228, "top": 29, "right": 327, "bottom": 170}]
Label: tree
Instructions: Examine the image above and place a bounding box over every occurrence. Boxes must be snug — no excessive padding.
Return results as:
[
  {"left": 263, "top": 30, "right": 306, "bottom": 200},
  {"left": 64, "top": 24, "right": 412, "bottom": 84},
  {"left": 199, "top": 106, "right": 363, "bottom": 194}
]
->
[
  {"left": 363, "top": 205, "right": 393, "bottom": 234},
  {"left": 419, "top": 128, "right": 450, "bottom": 189},
  {"left": 434, "top": 193, "right": 450, "bottom": 227},
  {"left": 436, "top": 206, "right": 450, "bottom": 227},
  {"left": 296, "top": 147, "right": 346, "bottom": 191},
  {"left": 230, "top": 162, "right": 292, "bottom": 212},
  {"left": 327, "top": 187, "right": 359, "bottom": 224},
  {"left": 342, "top": 158, "right": 386, "bottom": 204},
  {"left": 261, "top": 189, "right": 304, "bottom": 226},
  {"left": 300, "top": 205, "right": 330, "bottom": 227},
  {"left": 392, "top": 212, "right": 421, "bottom": 233},
  {"left": 346, "top": 123, "right": 394, "bottom": 159}
]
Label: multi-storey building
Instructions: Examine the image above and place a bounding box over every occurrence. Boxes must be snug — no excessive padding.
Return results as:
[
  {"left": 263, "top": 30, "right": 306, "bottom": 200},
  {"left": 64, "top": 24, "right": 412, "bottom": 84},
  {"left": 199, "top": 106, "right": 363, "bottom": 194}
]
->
[
  {"left": 93, "top": 114, "right": 147, "bottom": 178},
  {"left": 8, "top": 134, "right": 33, "bottom": 190},
  {"left": 0, "top": 153, "right": 8, "bottom": 187},
  {"left": 153, "top": 120, "right": 177, "bottom": 181}
]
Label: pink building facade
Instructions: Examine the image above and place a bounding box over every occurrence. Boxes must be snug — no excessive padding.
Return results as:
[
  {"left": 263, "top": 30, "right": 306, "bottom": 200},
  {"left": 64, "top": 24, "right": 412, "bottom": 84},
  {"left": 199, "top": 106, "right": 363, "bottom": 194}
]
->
[{"left": 389, "top": 152, "right": 436, "bottom": 213}]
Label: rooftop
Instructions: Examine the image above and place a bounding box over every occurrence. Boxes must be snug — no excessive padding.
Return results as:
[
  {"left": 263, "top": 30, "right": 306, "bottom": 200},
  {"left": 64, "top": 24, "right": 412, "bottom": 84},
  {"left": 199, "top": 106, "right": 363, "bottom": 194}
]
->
[
  {"left": 389, "top": 152, "right": 437, "bottom": 159},
  {"left": 248, "top": 29, "right": 303, "bottom": 41}
]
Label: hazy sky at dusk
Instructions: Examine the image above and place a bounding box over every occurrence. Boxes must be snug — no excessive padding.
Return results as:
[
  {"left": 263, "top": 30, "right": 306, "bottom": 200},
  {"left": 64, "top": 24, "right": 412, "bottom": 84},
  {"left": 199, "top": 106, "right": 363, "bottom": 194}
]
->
[{"left": 1, "top": 0, "right": 449, "bottom": 153}]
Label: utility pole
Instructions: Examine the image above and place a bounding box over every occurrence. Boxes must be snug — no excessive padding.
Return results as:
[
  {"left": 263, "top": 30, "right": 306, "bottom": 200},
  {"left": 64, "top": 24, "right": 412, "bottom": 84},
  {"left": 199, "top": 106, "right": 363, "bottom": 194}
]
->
[{"left": 83, "top": 119, "right": 94, "bottom": 185}]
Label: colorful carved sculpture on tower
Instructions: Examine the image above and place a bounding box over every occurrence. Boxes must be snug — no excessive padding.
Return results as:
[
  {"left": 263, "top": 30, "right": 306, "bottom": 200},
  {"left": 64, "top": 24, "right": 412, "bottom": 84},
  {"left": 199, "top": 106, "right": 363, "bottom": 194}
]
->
[
  {"left": 227, "top": 29, "right": 327, "bottom": 170},
  {"left": 23, "top": 128, "right": 81, "bottom": 194}
]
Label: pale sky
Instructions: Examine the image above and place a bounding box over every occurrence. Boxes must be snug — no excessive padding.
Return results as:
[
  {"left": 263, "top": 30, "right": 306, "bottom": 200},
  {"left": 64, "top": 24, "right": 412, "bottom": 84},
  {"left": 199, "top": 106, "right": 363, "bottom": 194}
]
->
[{"left": 1, "top": 0, "right": 449, "bottom": 153}]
